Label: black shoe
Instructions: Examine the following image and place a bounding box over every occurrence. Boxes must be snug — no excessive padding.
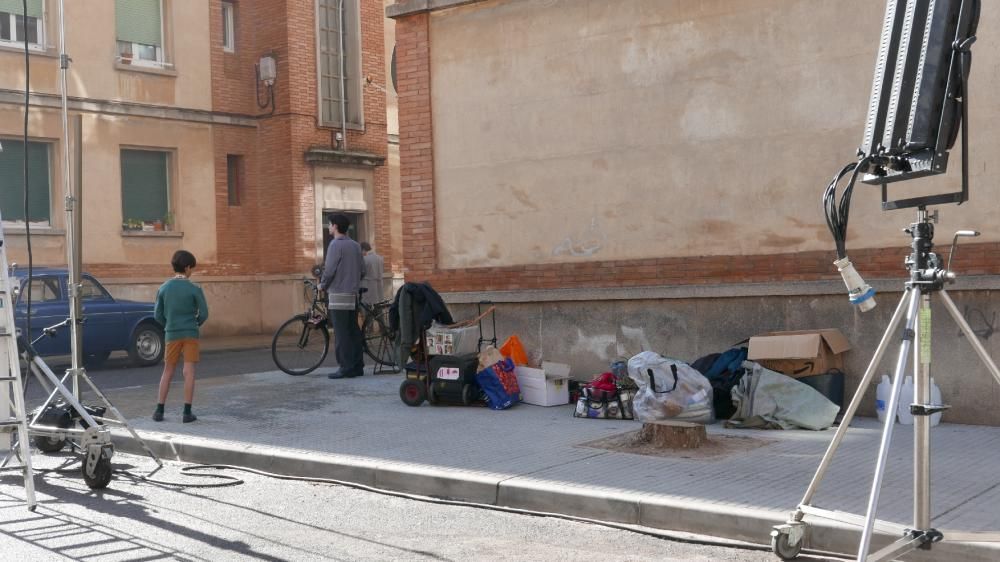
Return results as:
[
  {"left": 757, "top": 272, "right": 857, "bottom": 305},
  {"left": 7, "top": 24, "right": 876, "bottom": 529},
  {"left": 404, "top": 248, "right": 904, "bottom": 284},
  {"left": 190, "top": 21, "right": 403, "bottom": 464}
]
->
[
  {"left": 182, "top": 412, "right": 197, "bottom": 423},
  {"left": 152, "top": 411, "right": 164, "bottom": 422},
  {"left": 328, "top": 370, "right": 347, "bottom": 379},
  {"left": 345, "top": 371, "right": 363, "bottom": 378}
]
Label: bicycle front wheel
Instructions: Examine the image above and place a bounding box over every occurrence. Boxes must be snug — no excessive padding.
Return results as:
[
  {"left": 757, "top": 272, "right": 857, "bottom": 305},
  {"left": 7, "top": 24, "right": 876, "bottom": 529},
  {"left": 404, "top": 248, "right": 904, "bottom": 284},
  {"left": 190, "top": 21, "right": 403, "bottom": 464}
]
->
[
  {"left": 362, "top": 310, "right": 399, "bottom": 372},
  {"left": 272, "top": 314, "right": 330, "bottom": 376}
]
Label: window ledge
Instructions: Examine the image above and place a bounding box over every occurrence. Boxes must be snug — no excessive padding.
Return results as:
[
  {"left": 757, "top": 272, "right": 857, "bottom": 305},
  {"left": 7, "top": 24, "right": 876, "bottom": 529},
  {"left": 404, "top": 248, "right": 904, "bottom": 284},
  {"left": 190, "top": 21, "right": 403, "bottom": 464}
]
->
[
  {"left": 0, "top": 226, "right": 65, "bottom": 236},
  {"left": 0, "top": 43, "right": 56, "bottom": 57},
  {"left": 121, "top": 230, "right": 183, "bottom": 238},
  {"left": 114, "top": 61, "right": 178, "bottom": 77}
]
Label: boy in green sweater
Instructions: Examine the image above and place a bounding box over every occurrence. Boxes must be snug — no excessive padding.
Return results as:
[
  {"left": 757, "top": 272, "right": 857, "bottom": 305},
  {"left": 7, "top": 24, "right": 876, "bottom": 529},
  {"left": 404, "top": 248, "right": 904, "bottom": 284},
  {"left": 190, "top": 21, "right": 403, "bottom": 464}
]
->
[{"left": 152, "top": 250, "right": 209, "bottom": 423}]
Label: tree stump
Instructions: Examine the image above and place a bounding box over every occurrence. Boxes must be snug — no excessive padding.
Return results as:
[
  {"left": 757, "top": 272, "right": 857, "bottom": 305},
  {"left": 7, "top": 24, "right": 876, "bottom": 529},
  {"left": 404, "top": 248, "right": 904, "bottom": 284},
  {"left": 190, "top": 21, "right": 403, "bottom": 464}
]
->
[{"left": 636, "top": 420, "right": 707, "bottom": 449}]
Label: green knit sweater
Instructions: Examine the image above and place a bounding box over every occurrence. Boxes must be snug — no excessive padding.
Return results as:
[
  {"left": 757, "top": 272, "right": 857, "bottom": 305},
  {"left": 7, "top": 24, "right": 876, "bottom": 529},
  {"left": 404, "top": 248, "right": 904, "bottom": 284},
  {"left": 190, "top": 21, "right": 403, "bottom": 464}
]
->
[{"left": 154, "top": 277, "right": 209, "bottom": 342}]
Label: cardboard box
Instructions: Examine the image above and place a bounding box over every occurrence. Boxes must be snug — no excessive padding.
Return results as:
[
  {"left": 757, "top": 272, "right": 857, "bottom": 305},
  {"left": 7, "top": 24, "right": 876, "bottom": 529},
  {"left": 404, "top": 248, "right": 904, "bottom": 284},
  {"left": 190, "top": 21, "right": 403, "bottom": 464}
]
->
[
  {"left": 515, "top": 361, "right": 571, "bottom": 406},
  {"left": 747, "top": 329, "right": 851, "bottom": 378}
]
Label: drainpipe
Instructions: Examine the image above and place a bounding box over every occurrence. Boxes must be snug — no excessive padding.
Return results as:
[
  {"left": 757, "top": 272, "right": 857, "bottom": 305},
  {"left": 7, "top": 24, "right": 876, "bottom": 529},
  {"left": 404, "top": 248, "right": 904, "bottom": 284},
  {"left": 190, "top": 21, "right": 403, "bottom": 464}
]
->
[{"left": 338, "top": 0, "right": 348, "bottom": 151}]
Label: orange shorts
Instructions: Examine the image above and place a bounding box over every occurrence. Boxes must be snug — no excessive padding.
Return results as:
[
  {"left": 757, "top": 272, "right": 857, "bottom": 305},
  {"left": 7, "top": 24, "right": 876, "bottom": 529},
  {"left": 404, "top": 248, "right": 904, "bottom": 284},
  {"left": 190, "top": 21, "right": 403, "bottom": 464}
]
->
[{"left": 165, "top": 338, "right": 200, "bottom": 364}]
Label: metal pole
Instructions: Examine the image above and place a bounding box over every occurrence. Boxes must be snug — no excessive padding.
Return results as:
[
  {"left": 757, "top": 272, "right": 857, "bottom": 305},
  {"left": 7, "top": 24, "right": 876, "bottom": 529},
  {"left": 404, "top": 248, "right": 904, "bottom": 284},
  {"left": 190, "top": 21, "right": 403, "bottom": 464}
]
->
[
  {"left": 57, "top": 0, "right": 82, "bottom": 398},
  {"left": 72, "top": 113, "right": 83, "bottom": 370},
  {"left": 795, "top": 289, "right": 910, "bottom": 513},
  {"left": 914, "top": 294, "right": 932, "bottom": 531},
  {"left": 858, "top": 287, "right": 921, "bottom": 561}
]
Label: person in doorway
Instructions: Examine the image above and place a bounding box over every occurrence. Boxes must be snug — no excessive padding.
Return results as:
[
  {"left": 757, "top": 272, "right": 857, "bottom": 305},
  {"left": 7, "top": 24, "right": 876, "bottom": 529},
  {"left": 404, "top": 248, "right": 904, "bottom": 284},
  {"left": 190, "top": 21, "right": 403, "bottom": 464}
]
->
[
  {"left": 321, "top": 213, "right": 366, "bottom": 379},
  {"left": 359, "top": 241, "right": 385, "bottom": 305},
  {"left": 153, "top": 250, "right": 209, "bottom": 423}
]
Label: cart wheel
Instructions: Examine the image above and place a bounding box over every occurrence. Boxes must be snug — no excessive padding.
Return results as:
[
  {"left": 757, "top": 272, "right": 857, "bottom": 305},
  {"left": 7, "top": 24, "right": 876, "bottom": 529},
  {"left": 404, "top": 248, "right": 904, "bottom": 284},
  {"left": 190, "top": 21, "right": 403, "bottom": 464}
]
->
[
  {"left": 461, "top": 384, "right": 476, "bottom": 406},
  {"left": 83, "top": 450, "right": 113, "bottom": 489},
  {"left": 771, "top": 532, "right": 803, "bottom": 560},
  {"left": 427, "top": 382, "right": 438, "bottom": 404},
  {"left": 34, "top": 436, "right": 67, "bottom": 453},
  {"left": 399, "top": 379, "right": 426, "bottom": 407}
]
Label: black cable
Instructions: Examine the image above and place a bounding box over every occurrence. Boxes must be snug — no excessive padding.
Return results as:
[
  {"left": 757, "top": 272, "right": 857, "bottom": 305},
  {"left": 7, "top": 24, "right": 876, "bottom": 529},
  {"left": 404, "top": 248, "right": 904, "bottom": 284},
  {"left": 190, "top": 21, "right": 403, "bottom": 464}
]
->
[
  {"left": 823, "top": 156, "right": 870, "bottom": 260},
  {"left": 17, "top": 451, "right": 848, "bottom": 558},
  {"left": 22, "top": 0, "right": 33, "bottom": 344}
]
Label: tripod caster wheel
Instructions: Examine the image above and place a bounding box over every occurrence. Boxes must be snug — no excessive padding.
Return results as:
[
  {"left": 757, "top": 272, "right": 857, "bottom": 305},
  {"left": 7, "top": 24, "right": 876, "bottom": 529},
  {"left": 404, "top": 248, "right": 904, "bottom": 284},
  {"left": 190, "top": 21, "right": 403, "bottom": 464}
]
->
[
  {"left": 771, "top": 532, "right": 803, "bottom": 560},
  {"left": 83, "top": 449, "right": 113, "bottom": 489}
]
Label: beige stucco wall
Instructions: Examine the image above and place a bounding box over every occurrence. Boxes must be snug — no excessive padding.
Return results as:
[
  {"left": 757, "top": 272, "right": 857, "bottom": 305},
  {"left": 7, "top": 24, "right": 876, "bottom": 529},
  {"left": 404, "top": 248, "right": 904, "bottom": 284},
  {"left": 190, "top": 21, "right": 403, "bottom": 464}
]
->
[
  {"left": 429, "top": 0, "right": 1000, "bottom": 269},
  {"left": 0, "top": 106, "right": 217, "bottom": 267},
  {"left": 0, "top": 0, "right": 211, "bottom": 110}
]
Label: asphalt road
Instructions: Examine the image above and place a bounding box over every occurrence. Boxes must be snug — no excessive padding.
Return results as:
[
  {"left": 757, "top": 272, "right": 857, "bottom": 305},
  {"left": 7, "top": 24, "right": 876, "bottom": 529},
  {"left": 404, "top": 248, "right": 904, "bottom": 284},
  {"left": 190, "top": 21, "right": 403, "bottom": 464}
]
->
[
  {"left": 0, "top": 453, "right": 840, "bottom": 562},
  {"left": 22, "top": 346, "right": 281, "bottom": 402}
]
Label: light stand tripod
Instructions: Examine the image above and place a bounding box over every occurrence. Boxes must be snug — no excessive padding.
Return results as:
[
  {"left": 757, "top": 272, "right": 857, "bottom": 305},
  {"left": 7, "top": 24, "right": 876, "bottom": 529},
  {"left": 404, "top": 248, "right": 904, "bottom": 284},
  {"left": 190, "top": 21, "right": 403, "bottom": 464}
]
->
[{"left": 771, "top": 207, "right": 1000, "bottom": 561}]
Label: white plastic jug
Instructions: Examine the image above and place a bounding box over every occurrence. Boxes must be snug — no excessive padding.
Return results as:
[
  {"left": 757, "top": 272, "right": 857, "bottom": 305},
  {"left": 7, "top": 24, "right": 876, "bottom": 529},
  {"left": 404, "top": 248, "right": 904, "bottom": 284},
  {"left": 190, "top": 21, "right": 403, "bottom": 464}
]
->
[
  {"left": 897, "top": 376, "right": 915, "bottom": 425},
  {"left": 930, "top": 378, "right": 943, "bottom": 427},
  {"left": 876, "top": 374, "right": 892, "bottom": 423}
]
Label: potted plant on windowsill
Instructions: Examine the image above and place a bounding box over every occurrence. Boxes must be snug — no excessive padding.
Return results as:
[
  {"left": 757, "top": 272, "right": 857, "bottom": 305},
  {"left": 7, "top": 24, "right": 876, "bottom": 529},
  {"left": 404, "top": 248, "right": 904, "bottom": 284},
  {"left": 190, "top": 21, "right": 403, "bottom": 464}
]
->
[
  {"left": 120, "top": 51, "right": 133, "bottom": 65},
  {"left": 153, "top": 219, "right": 164, "bottom": 231},
  {"left": 163, "top": 212, "right": 174, "bottom": 232}
]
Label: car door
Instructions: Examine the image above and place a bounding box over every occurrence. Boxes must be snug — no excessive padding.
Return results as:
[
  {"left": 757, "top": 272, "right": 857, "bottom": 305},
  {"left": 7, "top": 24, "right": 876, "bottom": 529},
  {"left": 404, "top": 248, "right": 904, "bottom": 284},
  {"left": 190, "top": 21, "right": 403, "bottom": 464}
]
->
[
  {"left": 80, "top": 276, "right": 128, "bottom": 354},
  {"left": 15, "top": 276, "right": 70, "bottom": 356}
]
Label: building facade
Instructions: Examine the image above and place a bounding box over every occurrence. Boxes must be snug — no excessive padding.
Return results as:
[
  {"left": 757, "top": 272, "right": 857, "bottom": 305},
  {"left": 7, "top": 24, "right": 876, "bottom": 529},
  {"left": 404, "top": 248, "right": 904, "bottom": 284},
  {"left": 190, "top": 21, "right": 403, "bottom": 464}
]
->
[
  {"left": 388, "top": 0, "right": 1000, "bottom": 425},
  {"left": 0, "top": 0, "right": 392, "bottom": 335}
]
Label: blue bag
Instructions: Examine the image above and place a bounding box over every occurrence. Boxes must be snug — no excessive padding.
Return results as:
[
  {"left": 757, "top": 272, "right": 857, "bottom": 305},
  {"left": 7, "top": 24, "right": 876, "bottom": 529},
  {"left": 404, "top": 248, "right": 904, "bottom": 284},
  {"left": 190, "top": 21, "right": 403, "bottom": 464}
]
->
[{"left": 475, "top": 358, "right": 520, "bottom": 410}]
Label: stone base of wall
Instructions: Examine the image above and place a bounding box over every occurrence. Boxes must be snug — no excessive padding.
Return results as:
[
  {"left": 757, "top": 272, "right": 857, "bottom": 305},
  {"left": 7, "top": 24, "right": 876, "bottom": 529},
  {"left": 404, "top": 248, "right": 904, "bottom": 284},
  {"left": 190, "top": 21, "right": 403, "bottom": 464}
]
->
[
  {"left": 444, "top": 278, "right": 1000, "bottom": 427},
  {"left": 102, "top": 276, "right": 309, "bottom": 337}
]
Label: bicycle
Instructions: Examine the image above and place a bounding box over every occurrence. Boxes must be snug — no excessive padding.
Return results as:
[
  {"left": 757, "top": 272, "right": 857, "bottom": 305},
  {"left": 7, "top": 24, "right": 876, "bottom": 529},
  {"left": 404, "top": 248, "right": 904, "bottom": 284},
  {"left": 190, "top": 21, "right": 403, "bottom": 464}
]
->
[{"left": 271, "top": 278, "right": 399, "bottom": 376}]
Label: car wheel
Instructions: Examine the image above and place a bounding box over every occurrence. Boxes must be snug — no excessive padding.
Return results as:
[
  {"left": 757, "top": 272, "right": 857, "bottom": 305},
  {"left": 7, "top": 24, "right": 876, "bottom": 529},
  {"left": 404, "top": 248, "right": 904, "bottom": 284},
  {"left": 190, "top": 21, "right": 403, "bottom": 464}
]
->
[{"left": 128, "top": 323, "right": 165, "bottom": 367}]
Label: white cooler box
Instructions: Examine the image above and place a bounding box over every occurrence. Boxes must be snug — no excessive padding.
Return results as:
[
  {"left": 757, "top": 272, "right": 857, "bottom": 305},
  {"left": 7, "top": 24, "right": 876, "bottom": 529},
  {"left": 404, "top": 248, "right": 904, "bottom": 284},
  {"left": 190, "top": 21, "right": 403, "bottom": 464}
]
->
[{"left": 515, "top": 362, "right": 571, "bottom": 406}]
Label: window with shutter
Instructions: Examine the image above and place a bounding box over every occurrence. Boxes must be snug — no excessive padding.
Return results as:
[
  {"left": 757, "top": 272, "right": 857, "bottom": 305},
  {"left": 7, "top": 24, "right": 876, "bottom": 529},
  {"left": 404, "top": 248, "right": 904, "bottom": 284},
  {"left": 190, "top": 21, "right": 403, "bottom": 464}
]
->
[
  {"left": 0, "top": 139, "right": 51, "bottom": 225},
  {"left": 115, "top": 0, "right": 165, "bottom": 65},
  {"left": 0, "top": 0, "right": 44, "bottom": 48},
  {"left": 120, "top": 149, "right": 170, "bottom": 227},
  {"left": 317, "top": 0, "right": 362, "bottom": 128}
]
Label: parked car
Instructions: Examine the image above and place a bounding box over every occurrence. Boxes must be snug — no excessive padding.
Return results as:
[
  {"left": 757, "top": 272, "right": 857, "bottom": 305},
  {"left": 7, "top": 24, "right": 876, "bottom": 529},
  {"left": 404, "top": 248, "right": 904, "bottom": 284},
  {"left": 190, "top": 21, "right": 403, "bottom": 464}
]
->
[{"left": 11, "top": 268, "right": 164, "bottom": 367}]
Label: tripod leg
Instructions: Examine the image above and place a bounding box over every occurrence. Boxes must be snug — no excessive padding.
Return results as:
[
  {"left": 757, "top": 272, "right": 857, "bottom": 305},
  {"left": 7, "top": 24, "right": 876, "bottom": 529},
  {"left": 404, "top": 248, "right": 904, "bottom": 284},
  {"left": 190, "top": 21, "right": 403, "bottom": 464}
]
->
[
  {"left": 940, "top": 289, "right": 1000, "bottom": 386},
  {"left": 914, "top": 294, "right": 931, "bottom": 531},
  {"left": 858, "top": 287, "right": 922, "bottom": 561},
  {"left": 794, "top": 289, "right": 912, "bottom": 515}
]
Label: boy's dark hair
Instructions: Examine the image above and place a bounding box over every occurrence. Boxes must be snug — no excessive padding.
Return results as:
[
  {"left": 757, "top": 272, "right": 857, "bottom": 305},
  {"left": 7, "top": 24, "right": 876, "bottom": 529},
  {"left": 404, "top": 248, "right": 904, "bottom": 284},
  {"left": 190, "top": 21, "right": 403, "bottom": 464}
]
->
[
  {"left": 171, "top": 250, "right": 197, "bottom": 273},
  {"left": 328, "top": 213, "right": 350, "bottom": 235},
  {"left": 360, "top": 241, "right": 372, "bottom": 252}
]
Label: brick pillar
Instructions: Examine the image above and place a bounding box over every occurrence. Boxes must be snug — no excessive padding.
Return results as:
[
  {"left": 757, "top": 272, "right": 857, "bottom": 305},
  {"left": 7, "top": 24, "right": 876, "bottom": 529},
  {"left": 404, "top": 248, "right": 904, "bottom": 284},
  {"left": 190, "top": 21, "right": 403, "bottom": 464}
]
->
[{"left": 396, "top": 13, "right": 435, "bottom": 280}]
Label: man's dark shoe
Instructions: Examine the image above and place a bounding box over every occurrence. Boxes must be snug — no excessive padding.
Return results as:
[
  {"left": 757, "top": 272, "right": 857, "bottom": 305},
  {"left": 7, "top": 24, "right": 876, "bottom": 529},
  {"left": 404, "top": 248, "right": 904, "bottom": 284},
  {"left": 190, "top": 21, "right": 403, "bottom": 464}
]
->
[
  {"left": 152, "top": 411, "right": 164, "bottom": 422},
  {"left": 182, "top": 412, "right": 197, "bottom": 423},
  {"left": 328, "top": 370, "right": 347, "bottom": 379},
  {"left": 345, "top": 371, "right": 364, "bottom": 378}
]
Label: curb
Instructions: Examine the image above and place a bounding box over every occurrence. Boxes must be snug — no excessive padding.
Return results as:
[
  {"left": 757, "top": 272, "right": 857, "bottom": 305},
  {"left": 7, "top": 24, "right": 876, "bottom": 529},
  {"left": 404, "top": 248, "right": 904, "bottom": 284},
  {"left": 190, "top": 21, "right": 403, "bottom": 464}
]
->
[{"left": 112, "top": 430, "right": 1000, "bottom": 562}]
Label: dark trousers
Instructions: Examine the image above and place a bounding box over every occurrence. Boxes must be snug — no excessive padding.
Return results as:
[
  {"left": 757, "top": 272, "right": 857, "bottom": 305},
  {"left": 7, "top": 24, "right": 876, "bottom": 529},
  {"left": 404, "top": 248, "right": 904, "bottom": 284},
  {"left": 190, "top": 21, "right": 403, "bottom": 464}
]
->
[{"left": 331, "top": 307, "right": 365, "bottom": 376}]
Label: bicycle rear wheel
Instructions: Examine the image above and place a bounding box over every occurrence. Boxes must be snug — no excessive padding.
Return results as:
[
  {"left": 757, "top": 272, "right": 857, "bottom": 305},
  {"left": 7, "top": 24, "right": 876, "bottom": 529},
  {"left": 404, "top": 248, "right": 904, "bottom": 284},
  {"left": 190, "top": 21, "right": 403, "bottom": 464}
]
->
[
  {"left": 272, "top": 314, "right": 329, "bottom": 375},
  {"left": 362, "top": 308, "right": 399, "bottom": 372}
]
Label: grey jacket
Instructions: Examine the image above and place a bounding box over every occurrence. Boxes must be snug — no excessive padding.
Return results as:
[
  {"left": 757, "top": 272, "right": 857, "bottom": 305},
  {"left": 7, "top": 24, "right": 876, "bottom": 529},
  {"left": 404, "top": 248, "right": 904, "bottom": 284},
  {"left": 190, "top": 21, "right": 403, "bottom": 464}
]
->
[{"left": 320, "top": 236, "right": 365, "bottom": 306}]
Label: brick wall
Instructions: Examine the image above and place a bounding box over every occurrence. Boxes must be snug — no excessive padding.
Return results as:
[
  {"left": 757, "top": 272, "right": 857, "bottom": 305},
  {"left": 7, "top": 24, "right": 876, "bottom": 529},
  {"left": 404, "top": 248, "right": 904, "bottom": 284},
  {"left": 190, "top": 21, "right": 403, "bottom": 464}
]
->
[
  {"left": 392, "top": 10, "right": 1000, "bottom": 292},
  {"left": 212, "top": 0, "right": 390, "bottom": 276},
  {"left": 396, "top": 13, "right": 435, "bottom": 282},
  {"left": 88, "top": 1, "right": 390, "bottom": 281}
]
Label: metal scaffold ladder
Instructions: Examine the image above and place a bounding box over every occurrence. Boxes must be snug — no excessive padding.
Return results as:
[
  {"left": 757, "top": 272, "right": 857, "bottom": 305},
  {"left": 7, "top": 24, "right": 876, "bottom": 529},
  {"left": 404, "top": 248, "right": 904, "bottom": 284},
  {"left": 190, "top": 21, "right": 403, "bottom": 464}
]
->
[{"left": 0, "top": 222, "right": 37, "bottom": 511}]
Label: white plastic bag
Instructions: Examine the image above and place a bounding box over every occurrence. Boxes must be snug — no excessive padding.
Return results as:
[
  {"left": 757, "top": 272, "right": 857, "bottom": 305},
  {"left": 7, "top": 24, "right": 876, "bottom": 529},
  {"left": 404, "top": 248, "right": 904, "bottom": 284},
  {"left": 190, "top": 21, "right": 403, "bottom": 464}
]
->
[{"left": 627, "top": 351, "right": 714, "bottom": 424}]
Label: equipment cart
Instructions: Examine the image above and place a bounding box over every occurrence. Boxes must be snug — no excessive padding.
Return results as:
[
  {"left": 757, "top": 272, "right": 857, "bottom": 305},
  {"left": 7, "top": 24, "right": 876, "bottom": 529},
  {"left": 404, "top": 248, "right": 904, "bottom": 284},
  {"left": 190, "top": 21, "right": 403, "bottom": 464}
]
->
[{"left": 399, "top": 301, "right": 496, "bottom": 407}]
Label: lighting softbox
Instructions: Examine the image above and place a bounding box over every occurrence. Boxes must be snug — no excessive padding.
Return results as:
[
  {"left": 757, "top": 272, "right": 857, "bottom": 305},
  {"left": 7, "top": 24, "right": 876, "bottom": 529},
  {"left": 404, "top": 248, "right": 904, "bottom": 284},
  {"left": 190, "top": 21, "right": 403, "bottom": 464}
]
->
[{"left": 860, "top": 0, "right": 980, "bottom": 191}]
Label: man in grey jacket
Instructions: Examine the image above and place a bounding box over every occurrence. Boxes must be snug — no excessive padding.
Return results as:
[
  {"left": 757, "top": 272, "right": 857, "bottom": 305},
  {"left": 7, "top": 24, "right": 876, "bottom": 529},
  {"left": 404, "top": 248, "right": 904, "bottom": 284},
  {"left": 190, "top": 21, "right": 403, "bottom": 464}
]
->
[{"left": 320, "top": 213, "right": 366, "bottom": 379}]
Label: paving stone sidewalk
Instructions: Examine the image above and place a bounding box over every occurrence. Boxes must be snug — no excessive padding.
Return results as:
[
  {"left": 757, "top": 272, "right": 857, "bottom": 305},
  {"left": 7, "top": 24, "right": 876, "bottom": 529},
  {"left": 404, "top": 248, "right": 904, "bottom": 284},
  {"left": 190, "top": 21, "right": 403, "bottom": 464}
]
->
[{"left": 100, "top": 365, "right": 1000, "bottom": 560}]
